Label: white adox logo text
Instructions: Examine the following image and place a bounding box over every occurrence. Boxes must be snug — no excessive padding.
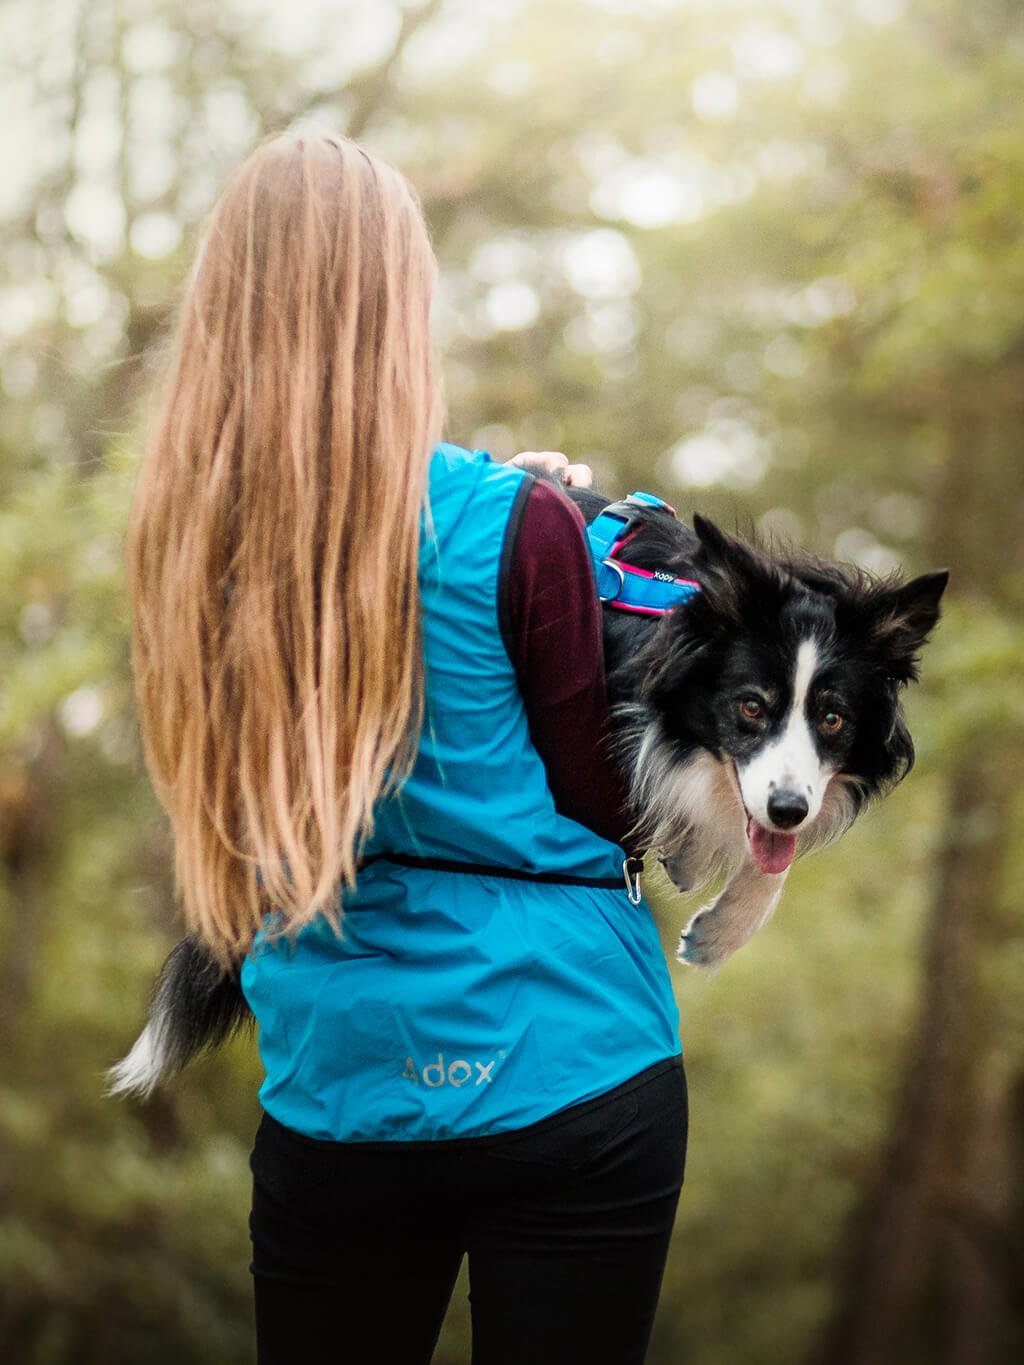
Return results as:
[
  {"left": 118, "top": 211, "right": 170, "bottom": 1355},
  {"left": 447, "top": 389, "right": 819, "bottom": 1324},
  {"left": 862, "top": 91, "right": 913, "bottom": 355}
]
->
[{"left": 403, "top": 1052, "right": 500, "bottom": 1088}]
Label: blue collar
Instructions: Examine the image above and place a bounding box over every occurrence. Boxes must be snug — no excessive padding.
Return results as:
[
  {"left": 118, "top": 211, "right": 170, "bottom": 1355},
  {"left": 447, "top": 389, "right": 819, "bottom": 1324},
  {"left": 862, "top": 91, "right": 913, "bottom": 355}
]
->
[{"left": 586, "top": 492, "right": 700, "bottom": 617}]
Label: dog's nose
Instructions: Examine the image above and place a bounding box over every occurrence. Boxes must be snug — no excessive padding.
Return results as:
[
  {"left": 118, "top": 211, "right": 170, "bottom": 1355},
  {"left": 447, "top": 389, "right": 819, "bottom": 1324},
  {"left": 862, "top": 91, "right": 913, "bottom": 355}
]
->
[{"left": 767, "top": 790, "right": 809, "bottom": 829}]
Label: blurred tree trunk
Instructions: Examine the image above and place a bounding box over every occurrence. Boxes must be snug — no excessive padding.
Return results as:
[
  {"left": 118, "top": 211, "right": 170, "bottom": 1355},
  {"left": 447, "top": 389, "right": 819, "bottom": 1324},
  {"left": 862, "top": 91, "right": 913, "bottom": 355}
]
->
[
  {"left": 807, "top": 385, "right": 1024, "bottom": 1365},
  {"left": 807, "top": 749, "right": 1015, "bottom": 1365},
  {"left": 0, "top": 722, "right": 64, "bottom": 1052}
]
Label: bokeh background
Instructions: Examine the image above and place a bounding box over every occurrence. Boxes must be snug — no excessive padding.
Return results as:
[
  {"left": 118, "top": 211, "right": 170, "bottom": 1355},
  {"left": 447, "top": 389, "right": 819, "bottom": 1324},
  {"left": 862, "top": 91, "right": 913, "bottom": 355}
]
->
[{"left": 2, "top": 0, "right": 1023, "bottom": 1361}]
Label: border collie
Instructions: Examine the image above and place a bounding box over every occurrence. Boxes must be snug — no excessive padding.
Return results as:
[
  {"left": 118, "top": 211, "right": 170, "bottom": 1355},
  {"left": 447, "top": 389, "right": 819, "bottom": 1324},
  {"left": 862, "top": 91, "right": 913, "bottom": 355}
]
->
[
  {"left": 575, "top": 492, "right": 946, "bottom": 969},
  {"left": 108, "top": 496, "right": 946, "bottom": 1097}
]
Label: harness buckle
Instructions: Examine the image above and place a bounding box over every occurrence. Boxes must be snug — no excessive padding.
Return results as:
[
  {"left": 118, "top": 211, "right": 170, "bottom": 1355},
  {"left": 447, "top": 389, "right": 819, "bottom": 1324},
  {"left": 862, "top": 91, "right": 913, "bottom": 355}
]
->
[
  {"left": 624, "top": 491, "right": 677, "bottom": 518},
  {"left": 623, "top": 856, "right": 644, "bottom": 906}
]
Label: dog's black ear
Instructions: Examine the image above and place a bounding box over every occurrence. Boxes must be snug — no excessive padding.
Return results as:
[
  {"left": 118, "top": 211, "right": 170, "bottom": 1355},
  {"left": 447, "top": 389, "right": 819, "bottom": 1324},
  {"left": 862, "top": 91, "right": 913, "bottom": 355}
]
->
[
  {"left": 692, "top": 515, "right": 759, "bottom": 577},
  {"left": 691, "top": 514, "right": 778, "bottom": 624},
  {"left": 858, "top": 569, "right": 949, "bottom": 681}
]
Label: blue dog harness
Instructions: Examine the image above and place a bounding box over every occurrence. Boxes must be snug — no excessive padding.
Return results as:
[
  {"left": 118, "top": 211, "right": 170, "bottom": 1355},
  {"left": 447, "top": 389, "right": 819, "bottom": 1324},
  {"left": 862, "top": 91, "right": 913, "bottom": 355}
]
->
[{"left": 586, "top": 491, "right": 700, "bottom": 616}]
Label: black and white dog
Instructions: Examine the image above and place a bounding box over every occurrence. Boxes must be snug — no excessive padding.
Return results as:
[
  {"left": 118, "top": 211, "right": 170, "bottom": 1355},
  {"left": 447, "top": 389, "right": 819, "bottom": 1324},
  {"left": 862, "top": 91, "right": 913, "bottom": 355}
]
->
[
  {"left": 109, "top": 493, "right": 946, "bottom": 1097},
  {"left": 576, "top": 491, "right": 946, "bottom": 966}
]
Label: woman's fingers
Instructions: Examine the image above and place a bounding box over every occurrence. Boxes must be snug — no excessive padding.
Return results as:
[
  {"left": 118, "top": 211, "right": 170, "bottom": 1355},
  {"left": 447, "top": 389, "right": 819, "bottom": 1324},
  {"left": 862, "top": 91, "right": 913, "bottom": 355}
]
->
[
  {"left": 508, "top": 450, "right": 567, "bottom": 474},
  {"left": 562, "top": 463, "right": 593, "bottom": 488},
  {"left": 508, "top": 451, "right": 593, "bottom": 488}
]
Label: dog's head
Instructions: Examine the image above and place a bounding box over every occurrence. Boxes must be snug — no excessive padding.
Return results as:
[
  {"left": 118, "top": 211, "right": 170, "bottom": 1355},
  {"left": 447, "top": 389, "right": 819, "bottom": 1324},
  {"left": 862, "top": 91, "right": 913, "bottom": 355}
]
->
[{"left": 628, "top": 515, "right": 947, "bottom": 886}]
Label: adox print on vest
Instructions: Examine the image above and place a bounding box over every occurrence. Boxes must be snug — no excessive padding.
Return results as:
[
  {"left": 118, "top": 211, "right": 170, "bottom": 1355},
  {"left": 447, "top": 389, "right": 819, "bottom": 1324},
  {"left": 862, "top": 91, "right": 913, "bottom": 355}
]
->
[{"left": 241, "top": 446, "right": 680, "bottom": 1142}]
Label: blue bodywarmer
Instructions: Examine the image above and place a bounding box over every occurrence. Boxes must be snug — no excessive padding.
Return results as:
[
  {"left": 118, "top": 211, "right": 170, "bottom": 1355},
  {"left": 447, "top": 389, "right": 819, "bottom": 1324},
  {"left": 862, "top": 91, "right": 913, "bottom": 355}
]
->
[{"left": 241, "top": 445, "right": 681, "bottom": 1141}]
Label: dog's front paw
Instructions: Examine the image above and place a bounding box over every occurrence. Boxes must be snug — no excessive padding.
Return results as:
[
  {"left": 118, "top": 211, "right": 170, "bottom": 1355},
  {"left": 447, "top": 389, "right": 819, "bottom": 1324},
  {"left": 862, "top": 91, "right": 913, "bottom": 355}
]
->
[
  {"left": 675, "top": 863, "right": 790, "bottom": 969},
  {"left": 676, "top": 908, "right": 729, "bottom": 969}
]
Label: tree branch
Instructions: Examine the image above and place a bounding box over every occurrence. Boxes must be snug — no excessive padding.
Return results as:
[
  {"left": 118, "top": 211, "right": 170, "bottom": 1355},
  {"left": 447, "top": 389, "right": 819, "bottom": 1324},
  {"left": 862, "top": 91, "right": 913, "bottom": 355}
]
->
[{"left": 287, "top": 0, "right": 445, "bottom": 136}]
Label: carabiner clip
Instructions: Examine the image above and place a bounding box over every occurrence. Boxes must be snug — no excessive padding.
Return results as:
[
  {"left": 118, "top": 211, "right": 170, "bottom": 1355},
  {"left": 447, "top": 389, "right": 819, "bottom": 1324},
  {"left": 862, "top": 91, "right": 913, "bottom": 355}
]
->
[{"left": 622, "top": 856, "right": 644, "bottom": 906}]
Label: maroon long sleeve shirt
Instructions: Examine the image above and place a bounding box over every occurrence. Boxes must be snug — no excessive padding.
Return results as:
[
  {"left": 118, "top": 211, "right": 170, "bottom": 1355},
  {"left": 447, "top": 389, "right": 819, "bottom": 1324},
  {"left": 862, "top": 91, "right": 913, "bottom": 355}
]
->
[{"left": 498, "top": 477, "right": 638, "bottom": 856}]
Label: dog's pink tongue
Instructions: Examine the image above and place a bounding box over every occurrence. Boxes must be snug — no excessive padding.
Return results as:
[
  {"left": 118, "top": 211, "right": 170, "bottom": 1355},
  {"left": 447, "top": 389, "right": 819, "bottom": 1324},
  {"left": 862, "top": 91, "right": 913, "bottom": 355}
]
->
[{"left": 747, "top": 818, "right": 797, "bottom": 875}]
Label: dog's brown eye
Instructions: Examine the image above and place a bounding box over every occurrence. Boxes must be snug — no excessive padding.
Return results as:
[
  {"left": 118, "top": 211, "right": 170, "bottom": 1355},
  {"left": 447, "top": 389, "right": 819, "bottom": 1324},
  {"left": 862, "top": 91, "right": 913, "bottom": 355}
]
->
[
  {"left": 820, "top": 711, "right": 844, "bottom": 734},
  {"left": 740, "top": 698, "right": 764, "bottom": 722}
]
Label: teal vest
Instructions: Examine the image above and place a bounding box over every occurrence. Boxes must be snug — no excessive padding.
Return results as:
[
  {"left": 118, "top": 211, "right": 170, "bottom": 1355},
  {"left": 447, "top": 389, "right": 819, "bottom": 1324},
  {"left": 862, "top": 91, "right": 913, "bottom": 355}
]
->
[{"left": 240, "top": 445, "right": 680, "bottom": 1141}]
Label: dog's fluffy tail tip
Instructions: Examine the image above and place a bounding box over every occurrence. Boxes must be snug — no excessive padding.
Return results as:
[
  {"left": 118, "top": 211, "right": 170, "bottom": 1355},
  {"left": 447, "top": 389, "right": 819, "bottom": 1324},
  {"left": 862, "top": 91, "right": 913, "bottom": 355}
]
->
[{"left": 105, "top": 1022, "right": 169, "bottom": 1099}]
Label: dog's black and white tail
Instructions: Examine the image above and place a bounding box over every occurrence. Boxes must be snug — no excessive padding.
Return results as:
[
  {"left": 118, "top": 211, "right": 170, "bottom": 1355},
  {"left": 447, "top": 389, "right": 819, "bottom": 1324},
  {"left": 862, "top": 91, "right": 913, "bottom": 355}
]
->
[{"left": 106, "top": 937, "right": 251, "bottom": 1098}]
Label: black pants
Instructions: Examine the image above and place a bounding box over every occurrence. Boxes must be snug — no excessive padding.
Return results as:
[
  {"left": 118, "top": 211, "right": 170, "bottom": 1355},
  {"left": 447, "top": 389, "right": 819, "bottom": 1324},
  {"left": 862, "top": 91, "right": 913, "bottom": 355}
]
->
[{"left": 249, "top": 1056, "right": 687, "bottom": 1365}]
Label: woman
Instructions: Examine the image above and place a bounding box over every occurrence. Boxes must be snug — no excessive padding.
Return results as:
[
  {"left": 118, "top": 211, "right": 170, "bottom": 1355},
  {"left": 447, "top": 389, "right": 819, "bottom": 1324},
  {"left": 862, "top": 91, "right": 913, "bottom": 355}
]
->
[{"left": 127, "top": 130, "right": 686, "bottom": 1364}]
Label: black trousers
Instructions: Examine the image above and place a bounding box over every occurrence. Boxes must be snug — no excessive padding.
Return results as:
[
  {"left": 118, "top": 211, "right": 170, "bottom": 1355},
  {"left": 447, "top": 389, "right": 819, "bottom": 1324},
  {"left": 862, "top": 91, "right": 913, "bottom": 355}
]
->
[{"left": 249, "top": 1056, "right": 687, "bottom": 1365}]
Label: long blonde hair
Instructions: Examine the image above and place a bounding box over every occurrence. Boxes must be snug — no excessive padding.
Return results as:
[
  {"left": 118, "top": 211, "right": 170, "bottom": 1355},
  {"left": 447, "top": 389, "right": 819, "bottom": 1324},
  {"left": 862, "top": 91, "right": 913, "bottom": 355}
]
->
[{"left": 127, "top": 130, "right": 444, "bottom": 964}]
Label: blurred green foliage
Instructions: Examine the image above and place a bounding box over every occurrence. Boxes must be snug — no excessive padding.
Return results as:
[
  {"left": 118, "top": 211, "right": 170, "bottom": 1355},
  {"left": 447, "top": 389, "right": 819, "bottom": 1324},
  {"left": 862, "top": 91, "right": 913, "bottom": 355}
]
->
[{"left": 1, "top": 1, "right": 1022, "bottom": 1362}]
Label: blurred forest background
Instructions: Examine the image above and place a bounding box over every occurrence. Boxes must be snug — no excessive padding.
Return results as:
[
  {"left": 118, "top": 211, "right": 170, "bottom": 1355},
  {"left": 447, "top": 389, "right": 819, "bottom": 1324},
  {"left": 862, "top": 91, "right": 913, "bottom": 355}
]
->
[{"left": 1, "top": 0, "right": 1023, "bottom": 1361}]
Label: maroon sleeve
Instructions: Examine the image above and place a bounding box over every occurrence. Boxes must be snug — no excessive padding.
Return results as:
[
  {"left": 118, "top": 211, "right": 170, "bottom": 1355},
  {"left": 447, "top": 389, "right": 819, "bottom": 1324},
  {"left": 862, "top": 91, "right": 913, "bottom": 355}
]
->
[{"left": 498, "top": 477, "right": 639, "bottom": 856}]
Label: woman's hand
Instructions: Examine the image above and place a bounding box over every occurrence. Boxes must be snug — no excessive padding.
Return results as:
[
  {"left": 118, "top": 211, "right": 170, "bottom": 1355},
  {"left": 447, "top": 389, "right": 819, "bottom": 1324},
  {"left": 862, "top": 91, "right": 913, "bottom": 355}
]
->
[{"left": 506, "top": 451, "right": 593, "bottom": 488}]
